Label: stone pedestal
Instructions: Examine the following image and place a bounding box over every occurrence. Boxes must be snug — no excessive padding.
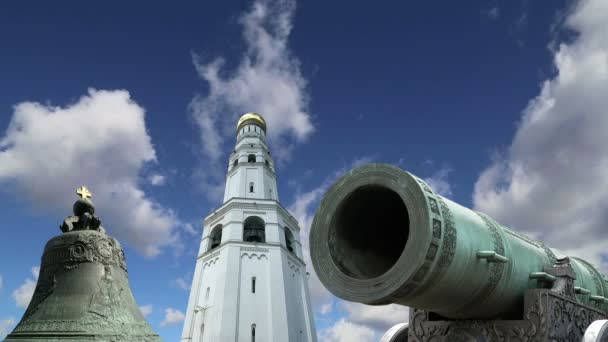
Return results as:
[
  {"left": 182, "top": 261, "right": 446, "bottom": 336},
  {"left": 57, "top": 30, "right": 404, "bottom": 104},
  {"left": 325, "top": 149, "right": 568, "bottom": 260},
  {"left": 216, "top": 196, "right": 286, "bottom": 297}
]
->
[{"left": 408, "top": 271, "right": 607, "bottom": 342}]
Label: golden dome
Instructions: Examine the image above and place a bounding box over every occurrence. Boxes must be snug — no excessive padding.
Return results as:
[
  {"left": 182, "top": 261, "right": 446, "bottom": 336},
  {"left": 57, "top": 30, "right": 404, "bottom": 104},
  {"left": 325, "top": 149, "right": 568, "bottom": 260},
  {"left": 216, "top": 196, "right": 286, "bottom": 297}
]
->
[{"left": 237, "top": 113, "right": 266, "bottom": 132}]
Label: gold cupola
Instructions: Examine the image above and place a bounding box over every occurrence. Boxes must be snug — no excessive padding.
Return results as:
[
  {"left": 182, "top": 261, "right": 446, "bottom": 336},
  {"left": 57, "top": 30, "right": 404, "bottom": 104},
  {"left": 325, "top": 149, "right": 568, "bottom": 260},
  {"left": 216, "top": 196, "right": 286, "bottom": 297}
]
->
[{"left": 237, "top": 112, "right": 266, "bottom": 133}]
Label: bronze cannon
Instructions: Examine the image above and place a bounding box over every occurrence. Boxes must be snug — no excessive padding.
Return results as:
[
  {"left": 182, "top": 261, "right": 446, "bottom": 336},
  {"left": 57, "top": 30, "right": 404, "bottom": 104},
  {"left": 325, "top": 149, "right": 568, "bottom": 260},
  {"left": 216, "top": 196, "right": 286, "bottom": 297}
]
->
[{"left": 310, "top": 164, "right": 608, "bottom": 341}]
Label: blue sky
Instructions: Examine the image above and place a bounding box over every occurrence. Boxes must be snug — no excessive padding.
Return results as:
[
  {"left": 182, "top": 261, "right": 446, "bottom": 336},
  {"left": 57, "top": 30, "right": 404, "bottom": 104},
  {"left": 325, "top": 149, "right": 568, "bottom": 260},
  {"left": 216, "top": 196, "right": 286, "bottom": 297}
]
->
[{"left": 1, "top": 0, "right": 608, "bottom": 341}]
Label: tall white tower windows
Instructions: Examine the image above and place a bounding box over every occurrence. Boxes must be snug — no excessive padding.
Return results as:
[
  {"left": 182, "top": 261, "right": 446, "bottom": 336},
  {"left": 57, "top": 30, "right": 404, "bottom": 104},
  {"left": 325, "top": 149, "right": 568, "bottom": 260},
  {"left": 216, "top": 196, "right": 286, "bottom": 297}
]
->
[
  {"left": 249, "top": 182, "right": 254, "bottom": 193},
  {"left": 285, "top": 227, "right": 295, "bottom": 253},
  {"left": 252, "top": 277, "right": 256, "bottom": 293},
  {"left": 209, "top": 225, "right": 222, "bottom": 250},
  {"left": 243, "top": 216, "right": 265, "bottom": 243},
  {"left": 252, "top": 324, "right": 256, "bottom": 342},
  {"left": 248, "top": 154, "right": 256, "bottom": 163}
]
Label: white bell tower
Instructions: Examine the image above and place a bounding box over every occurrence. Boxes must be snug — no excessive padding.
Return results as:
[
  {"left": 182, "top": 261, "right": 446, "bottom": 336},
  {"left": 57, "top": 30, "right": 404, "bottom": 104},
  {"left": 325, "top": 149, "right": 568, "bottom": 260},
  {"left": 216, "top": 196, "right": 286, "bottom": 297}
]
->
[{"left": 181, "top": 113, "right": 318, "bottom": 342}]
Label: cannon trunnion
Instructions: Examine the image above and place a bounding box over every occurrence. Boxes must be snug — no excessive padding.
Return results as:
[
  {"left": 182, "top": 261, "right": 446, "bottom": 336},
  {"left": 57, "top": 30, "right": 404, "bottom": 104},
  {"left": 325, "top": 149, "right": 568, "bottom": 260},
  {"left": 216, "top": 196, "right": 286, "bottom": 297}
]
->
[{"left": 310, "top": 164, "right": 608, "bottom": 341}]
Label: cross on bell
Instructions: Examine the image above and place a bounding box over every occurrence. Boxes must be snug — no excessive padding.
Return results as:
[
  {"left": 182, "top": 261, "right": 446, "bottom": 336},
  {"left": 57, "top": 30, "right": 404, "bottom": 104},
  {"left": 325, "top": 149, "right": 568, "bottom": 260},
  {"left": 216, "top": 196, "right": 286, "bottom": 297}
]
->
[{"left": 76, "top": 186, "right": 92, "bottom": 199}]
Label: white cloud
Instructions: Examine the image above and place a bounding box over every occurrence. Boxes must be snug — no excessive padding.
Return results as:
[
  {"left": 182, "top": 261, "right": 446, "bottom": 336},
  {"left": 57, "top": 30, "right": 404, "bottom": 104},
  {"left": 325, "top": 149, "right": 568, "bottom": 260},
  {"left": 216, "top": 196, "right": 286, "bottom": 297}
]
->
[
  {"left": 319, "top": 318, "right": 376, "bottom": 342},
  {"left": 13, "top": 266, "right": 40, "bottom": 308},
  {"left": 182, "top": 223, "right": 198, "bottom": 236},
  {"left": 0, "top": 318, "right": 16, "bottom": 340},
  {"left": 0, "top": 89, "right": 183, "bottom": 257},
  {"left": 172, "top": 276, "right": 190, "bottom": 291},
  {"left": 31, "top": 266, "right": 40, "bottom": 279},
  {"left": 474, "top": 0, "right": 608, "bottom": 272},
  {"left": 488, "top": 6, "right": 500, "bottom": 20},
  {"left": 148, "top": 173, "right": 166, "bottom": 186},
  {"left": 423, "top": 166, "right": 453, "bottom": 197},
  {"left": 190, "top": 0, "right": 313, "bottom": 200},
  {"left": 319, "top": 302, "right": 333, "bottom": 315},
  {"left": 160, "top": 308, "right": 185, "bottom": 327},
  {"left": 139, "top": 304, "right": 154, "bottom": 318},
  {"left": 508, "top": 11, "right": 529, "bottom": 47},
  {"left": 13, "top": 279, "right": 36, "bottom": 308},
  {"left": 340, "top": 301, "right": 409, "bottom": 333}
]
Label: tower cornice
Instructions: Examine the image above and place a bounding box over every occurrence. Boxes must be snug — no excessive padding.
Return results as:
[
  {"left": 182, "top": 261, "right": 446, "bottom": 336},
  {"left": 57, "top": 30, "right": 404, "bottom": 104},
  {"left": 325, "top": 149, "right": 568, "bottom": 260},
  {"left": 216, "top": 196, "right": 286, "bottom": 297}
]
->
[
  {"left": 237, "top": 131, "right": 269, "bottom": 146},
  {"left": 226, "top": 160, "right": 275, "bottom": 177},
  {"left": 203, "top": 197, "right": 300, "bottom": 230},
  {"left": 196, "top": 241, "right": 307, "bottom": 267}
]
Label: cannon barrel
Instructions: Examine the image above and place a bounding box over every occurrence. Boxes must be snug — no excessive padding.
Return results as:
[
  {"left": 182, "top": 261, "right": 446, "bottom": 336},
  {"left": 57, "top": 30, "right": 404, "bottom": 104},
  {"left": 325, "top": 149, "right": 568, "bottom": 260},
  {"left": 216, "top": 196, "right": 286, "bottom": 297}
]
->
[{"left": 310, "top": 163, "right": 608, "bottom": 319}]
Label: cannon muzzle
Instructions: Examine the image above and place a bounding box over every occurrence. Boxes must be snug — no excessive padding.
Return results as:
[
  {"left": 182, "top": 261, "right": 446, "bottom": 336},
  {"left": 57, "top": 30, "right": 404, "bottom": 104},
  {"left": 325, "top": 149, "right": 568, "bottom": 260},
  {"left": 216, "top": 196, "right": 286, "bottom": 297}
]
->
[{"left": 310, "top": 163, "right": 608, "bottom": 319}]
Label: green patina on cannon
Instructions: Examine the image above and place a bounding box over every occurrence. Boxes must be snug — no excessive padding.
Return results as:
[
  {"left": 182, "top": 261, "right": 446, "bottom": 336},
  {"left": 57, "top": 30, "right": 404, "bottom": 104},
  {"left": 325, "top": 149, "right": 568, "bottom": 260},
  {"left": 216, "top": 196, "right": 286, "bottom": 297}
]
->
[{"left": 310, "top": 164, "right": 608, "bottom": 341}]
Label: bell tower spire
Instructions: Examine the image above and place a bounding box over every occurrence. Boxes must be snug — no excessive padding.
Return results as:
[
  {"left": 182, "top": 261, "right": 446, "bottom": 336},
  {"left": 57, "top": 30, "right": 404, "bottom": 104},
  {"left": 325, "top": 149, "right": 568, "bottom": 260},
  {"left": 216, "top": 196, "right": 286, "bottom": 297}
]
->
[
  {"left": 182, "top": 113, "right": 317, "bottom": 342},
  {"left": 224, "top": 113, "right": 278, "bottom": 202}
]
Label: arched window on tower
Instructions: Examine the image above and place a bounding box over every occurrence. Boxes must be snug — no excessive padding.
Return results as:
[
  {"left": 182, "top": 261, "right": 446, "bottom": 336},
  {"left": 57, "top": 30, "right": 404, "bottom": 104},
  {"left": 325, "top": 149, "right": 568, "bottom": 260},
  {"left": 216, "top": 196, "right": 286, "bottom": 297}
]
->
[
  {"left": 285, "top": 227, "right": 295, "bottom": 254},
  {"left": 243, "top": 216, "right": 265, "bottom": 243},
  {"left": 233, "top": 159, "right": 238, "bottom": 167},
  {"left": 252, "top": 276, "right": 256, "bottom": 293},
  {"left": 209, "top": 224, "right": 222, "bottom": 250},
  {"left": 265, "top": 159, "right": 269, "bottom": 167},
  {"left": 248, "top": 154, "right": 256, "bottom": 163},
  {"left": 251, "top": 324, "right": 256, "bottom": 342}
]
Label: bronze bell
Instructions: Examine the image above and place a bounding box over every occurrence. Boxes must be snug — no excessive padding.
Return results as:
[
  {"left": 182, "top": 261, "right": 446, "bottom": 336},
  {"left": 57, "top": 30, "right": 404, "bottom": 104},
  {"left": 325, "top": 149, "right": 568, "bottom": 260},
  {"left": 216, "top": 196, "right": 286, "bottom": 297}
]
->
[{"left": 5, "top": 186, "right": 161, "bottom": 341}]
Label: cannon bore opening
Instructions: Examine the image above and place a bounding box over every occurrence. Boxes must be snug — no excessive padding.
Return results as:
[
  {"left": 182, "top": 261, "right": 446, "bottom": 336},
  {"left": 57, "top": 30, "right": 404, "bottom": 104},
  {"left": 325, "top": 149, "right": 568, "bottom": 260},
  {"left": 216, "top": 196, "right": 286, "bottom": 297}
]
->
[{"left": 329, "top": 185, "right": 409, "bottom": 279}]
